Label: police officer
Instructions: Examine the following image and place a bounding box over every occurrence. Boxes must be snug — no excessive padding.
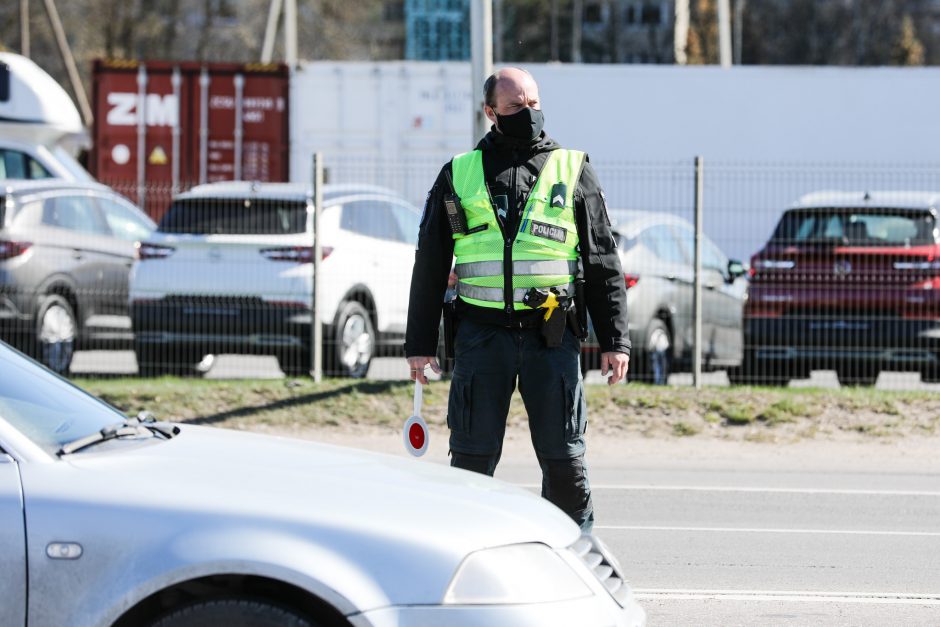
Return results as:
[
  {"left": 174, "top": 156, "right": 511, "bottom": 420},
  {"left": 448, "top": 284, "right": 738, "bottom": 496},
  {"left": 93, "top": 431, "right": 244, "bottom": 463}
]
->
[{"left": 405, "top": 67, "right": 629, "bottom": 531}]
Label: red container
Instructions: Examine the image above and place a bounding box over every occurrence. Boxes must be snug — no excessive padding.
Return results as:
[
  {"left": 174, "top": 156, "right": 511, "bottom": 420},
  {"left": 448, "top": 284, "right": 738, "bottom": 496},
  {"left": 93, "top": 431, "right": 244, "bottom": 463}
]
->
[{"left": 91, "top": 59, "right": 289, "bottom": 221}]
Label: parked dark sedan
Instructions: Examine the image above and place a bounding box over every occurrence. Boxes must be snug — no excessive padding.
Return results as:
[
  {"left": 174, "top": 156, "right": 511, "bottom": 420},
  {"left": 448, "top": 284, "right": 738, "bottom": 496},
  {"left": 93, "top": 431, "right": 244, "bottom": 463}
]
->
[
  {"left": 0, "top": 180, "right": 155, "bottom": 373},
  {"left": 582, "top": 210, "right": 747, "bottom": 383}
]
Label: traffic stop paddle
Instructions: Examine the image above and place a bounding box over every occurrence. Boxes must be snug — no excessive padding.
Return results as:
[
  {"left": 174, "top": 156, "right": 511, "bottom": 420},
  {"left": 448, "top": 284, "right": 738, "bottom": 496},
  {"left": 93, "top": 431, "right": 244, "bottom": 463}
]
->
[{"left": 403, "top": 379, "right": 429, "bottom": 457}]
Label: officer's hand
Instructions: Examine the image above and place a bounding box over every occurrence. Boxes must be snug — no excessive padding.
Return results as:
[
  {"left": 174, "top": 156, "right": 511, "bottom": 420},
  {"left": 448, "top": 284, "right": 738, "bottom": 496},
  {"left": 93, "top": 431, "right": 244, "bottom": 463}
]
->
[
  {"left": 407, "top": 356, "right": 442, "bottom": 384},
  {"left": 600, "top": 352, "right": 629, "bottom": 385}
]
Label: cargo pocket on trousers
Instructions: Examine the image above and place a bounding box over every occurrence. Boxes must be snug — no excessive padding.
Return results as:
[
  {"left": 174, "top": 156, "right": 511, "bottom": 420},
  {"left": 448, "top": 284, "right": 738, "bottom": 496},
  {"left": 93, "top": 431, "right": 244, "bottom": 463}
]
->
[
  {"left": 447, "top": 372, "right": 473, "bottom": 434},
  {"left": 562, "top": 372, "right": 586, "bottom": 442}
]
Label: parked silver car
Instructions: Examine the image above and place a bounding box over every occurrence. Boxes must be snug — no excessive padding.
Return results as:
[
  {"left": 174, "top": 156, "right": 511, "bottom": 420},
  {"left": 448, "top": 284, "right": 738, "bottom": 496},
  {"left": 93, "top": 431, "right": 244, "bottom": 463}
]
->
[
  {"left": 0, "top": 341, "right": 646, "bottom": 627},
  {"left": 0, "top": 180, "right": 155, "bottom": 373},
  {"left": 582, "top": 210, "right": 747, "bottom": 383}
]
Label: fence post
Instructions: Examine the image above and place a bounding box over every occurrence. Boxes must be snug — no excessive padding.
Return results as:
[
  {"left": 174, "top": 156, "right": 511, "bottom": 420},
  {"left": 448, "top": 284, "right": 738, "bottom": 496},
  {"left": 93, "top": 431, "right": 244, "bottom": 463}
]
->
[
  {"left": 312, "top": 152, "right": 324, "bottom": 382},
  {"left": 693, "top": 156, "right": 704, "bottom": 389}
]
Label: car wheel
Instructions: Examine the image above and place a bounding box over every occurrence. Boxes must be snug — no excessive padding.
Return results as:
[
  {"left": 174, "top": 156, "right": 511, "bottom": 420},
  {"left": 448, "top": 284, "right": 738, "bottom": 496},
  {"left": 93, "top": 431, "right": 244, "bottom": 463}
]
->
[
  {"left": 135, "top": 344, "right": 201, "bottom": 377},
  {"left": 728, "top": 351, "right": 791, "bottom": 387},
  {"left": 279, "top": 349, "right": 312, "bottom": 378},
  {"left": 836, "top": 367, "right": 879, "bottom": 387},
  {"left": 325, "top": 300, "right": 374, "bottom": 378},
  {"left": 149, "top": 599, "right": 315, "bottom": 627},
  {"left": 631, "top": 319, "right": 671, "bottom": 385},
  {"left": 921, "top": 365, "right": 940, "bottom": 384},
  {"left": 35, "top": 295, "right": 76, "bottom": 375}
]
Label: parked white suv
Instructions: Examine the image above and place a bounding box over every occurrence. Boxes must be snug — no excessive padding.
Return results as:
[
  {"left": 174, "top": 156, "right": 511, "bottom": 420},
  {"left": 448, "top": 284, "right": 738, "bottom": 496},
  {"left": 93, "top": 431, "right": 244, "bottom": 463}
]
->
[{"left": 129, "top": 182, "right": 420, "bottom": 377}]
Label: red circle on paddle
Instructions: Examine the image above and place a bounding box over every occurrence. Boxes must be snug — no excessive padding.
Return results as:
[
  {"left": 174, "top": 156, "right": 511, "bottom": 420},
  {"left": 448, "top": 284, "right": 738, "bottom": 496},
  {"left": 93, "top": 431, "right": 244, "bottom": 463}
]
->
[{"left": 409, "top": 423, "right": 426, "bottom": 449}]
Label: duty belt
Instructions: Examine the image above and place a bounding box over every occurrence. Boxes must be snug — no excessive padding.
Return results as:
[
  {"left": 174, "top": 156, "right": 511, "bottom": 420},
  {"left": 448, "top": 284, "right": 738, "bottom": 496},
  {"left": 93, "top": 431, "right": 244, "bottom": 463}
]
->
[{"left": 456, "top": 283, "right": 575, "bottom": 305}]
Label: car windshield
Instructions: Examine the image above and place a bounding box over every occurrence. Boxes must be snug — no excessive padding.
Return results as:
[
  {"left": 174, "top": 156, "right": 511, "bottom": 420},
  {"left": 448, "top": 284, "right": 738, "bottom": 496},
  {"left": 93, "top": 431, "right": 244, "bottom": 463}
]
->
[
  {"left": 159, "top": 198, "right": 308, "bottom": 235},
  {"left": 0, "top": 343, "right": 128, "bottom": 455},
  {"left": 772, "top": 209, "right": 937, "bottom": 246}
]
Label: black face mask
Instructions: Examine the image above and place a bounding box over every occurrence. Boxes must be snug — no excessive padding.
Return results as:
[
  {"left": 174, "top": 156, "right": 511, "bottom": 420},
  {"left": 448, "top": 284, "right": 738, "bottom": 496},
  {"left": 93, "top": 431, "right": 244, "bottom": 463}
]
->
[{"left": 495, "top": 107, "right": 544, "bottom": 141}]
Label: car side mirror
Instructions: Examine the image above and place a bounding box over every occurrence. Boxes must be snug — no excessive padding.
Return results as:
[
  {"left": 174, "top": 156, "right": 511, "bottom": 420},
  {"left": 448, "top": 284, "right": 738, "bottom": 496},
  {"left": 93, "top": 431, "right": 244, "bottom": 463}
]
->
[{"left": 727, "top": 259, "right": 746, "bottom": 281}]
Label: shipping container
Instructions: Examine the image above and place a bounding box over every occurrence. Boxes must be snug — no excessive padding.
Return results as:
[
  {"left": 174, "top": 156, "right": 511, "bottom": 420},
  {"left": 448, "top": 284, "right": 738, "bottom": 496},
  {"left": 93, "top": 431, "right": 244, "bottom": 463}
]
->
[{"left": 91, "top": 59, "right": 289, "bottom": 221}]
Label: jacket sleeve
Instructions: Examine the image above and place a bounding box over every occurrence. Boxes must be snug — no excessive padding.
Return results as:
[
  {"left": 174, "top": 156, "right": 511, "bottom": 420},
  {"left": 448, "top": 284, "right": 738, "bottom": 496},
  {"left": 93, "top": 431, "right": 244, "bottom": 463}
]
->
[
  {"left": 575, "top": 158, "right": 631, "bottom": 355},
  {"left": 404, "top": 164, "right": 455, "bottom": 358}
]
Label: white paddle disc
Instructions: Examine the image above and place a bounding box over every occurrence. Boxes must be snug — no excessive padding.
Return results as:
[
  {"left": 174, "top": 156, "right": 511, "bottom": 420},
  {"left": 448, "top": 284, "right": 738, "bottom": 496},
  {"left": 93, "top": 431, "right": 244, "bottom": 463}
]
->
[
  {"left": 403, "top": 414, "right": 429, "bottom": 457},
  {"left": 403, "top": 379, "right": 429, "bottom": 457}
]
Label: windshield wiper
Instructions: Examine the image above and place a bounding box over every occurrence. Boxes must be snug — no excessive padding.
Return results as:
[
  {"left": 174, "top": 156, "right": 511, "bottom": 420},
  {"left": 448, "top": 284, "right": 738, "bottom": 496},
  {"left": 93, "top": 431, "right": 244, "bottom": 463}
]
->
[{"left": 58, "top": 412, "right": 179, "bottom": 456}]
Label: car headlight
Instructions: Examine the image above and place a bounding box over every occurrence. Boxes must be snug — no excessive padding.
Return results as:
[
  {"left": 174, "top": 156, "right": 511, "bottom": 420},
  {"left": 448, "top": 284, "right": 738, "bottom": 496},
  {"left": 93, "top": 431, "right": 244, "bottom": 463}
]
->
[{"left": 443, "top": 543, "right": 594, "bottom": 605}]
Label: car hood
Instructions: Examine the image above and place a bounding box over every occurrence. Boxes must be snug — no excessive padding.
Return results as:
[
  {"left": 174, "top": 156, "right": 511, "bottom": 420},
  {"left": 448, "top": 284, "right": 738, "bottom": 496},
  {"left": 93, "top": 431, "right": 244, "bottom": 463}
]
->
[{"left": 23, "top": 425, "right": 579, "bottom": 610}]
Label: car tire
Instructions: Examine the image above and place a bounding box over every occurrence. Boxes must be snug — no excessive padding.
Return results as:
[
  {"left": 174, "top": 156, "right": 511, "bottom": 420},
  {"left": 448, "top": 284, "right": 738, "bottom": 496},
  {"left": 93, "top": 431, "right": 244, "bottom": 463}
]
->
[
  {"left": 921, "top": 364, "right": 940, "bottom": 384},
  {"left": 135, "top": 344, "right": 201, "bottom": 377},
  {"left": 728, "top": 351, "right": 791, "bottom": 387},
  {"left": 279, "top": 349, "right": 313, "bottom": 378},
  {"left": 34, "top": 294, "right": 77, "bottom": 375},
  {"left": 836, "top": 366, "right": 879, "bottom": 387},
  {"left": 631, "top": 319, "right": 671, "bottom": 385},
  {"left": 149, "top": 599, "right": 315, "bottom": 627},
  {"left": 325, "top": 300, "right": 375, "bottom": 378}
]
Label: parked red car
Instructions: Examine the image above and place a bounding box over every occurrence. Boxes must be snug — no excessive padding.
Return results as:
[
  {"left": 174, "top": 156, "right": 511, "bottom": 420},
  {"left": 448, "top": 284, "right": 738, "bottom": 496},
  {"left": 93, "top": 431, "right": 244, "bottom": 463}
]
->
[{"left": 731, "top": 191, "right": 940, "bottom": 386}]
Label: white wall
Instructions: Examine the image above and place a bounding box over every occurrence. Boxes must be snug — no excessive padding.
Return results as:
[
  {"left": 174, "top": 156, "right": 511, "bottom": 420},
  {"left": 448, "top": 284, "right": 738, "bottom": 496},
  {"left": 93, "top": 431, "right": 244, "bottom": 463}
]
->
[{"left": 291, "top": 62, "right": 940, "bottom": 260}]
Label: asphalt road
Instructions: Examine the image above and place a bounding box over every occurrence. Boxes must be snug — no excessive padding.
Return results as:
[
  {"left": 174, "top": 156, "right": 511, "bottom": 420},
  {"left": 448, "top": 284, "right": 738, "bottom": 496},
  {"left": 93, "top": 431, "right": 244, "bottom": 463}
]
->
[
  {"left": 492, "top": 455, "right": 940, "bottom": 626},
  {"left": 71, "top": 350, "right": 940, "bottom": 391}
]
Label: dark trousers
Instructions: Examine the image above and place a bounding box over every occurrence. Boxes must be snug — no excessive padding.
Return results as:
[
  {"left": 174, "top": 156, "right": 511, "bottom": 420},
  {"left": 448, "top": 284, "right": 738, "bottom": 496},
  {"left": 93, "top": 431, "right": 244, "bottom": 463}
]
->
[{"left": 446, "top": 317, "right": 594, "bottom": 531}]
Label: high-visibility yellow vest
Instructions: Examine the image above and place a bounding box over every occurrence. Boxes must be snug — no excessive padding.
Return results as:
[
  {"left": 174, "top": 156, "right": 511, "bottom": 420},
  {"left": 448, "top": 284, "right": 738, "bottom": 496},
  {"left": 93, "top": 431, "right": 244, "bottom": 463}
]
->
[{"left": 451, "top": 148, "right": 585, "bottom": 311}]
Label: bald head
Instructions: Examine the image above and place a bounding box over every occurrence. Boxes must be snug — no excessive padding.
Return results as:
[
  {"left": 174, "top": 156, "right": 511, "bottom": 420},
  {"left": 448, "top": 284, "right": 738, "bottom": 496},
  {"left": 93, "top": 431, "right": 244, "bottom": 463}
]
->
[{"left": 483, "top": 67, "right": 541, "bottom": 127}]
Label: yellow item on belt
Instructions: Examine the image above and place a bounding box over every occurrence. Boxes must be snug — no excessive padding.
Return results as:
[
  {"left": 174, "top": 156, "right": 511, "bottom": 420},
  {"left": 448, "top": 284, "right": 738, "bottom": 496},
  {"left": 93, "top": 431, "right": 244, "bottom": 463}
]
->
[{"left": 541, "top": 292, "right": 559, "bottom": 321}]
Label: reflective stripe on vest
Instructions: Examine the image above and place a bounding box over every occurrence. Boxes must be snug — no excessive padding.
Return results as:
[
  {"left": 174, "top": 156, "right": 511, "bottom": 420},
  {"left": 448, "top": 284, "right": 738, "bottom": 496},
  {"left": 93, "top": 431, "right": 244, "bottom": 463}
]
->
[
  {"left": 450, "top": 148, "right": 585, "bottom": 310},
  {"left": 455, "top": 259, "right": 578, "bottom": 280}
]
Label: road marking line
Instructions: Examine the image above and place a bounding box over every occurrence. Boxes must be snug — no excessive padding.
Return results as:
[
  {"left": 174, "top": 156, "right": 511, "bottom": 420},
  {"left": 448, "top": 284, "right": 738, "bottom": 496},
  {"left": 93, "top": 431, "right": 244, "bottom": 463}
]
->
[
  {"left": 514, "top": 484, "right": 940, "bottom": 497},
  {"left": 632, "top": 589, "right": 940, "bottom": 605},
  {"left": 595, "top": 525, "right": 940, "bottom": 537}
]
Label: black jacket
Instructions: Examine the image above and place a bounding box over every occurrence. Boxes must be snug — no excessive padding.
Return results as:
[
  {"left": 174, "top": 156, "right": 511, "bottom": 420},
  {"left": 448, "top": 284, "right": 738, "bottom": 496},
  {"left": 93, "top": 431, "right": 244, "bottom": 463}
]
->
[{"left": 405, "top": 129, "right": 630, "bottom": 357}]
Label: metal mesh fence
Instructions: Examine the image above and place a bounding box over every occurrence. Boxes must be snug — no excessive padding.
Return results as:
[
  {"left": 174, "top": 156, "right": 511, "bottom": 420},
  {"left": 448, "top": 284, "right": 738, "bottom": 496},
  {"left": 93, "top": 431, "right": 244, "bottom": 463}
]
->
[{"left": 1, "top": 157, "right": 938, "bottom": 389}]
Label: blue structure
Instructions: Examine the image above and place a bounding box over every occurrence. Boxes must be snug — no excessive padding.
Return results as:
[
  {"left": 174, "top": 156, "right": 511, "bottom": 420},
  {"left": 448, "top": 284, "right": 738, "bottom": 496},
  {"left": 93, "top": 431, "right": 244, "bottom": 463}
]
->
[{"left": 405, "top": 0, "right": 470, "bottom": 61}]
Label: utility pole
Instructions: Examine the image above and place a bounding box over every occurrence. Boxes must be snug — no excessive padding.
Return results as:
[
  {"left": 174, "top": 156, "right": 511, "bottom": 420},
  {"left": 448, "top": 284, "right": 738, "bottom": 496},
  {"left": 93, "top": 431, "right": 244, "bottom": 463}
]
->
[
  {"left": 674, "top": 0, "right": 689, "bottom": 64},
  {"left": 470, "top": 0, "right": 493, "bottom": 145},
  {"left": 550, "top": 0, "right": 560, "bottom": 61},
  {"left": 571, "top": 0, "right": 583, "bottom": 63},
  {"left": 261, "top": 0, "right": 283, "bottom": 63},
  {"left": 41, "top": 0, "right": 93, "bottom": 126},
  {"left": 718, "top": 0, "right": 732, "bottom": 67},
  {"left": 20, "top": 0, "right": 30, "bottom": 58},
  {"left": 733, "top": 0, "right": 745, "bottom": 65},
  {"left": 493, "top": 0, "right": 504, "bottom": 62},
  {"left": 284, "top": 0, "right": 298, "bottom": 68},
  {"left": 260, "top": 0, "right": 297, "bottom": 68}
]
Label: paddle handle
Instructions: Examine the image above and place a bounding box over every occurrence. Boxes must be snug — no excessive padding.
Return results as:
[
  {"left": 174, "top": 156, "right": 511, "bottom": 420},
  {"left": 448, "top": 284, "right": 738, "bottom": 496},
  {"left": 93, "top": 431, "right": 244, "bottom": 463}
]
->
[{"left": 413, "top": 379, "right": 423, "bottom": 417}]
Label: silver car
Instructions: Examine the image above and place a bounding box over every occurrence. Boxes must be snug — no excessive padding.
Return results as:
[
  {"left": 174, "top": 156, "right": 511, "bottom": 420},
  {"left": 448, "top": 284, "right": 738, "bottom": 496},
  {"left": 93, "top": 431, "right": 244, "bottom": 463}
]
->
[
  {"left": 0, "top": 341, "right": 646, "bottom": 627},
  {"left": 582, "top": 210, "right": 747, "bottom": 383},
  {"left": 0, "top": 180, "right": 155, "bottom": 374}
]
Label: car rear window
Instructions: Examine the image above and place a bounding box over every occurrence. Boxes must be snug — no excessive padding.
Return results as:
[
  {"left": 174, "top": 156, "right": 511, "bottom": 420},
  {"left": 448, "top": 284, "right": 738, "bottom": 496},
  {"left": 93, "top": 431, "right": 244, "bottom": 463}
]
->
[
  {"left": 158, "top": 198, "right": 308, "bottom": 235},
  {"left": 771, "top": 209, "right": 937, "bottom": 246}
]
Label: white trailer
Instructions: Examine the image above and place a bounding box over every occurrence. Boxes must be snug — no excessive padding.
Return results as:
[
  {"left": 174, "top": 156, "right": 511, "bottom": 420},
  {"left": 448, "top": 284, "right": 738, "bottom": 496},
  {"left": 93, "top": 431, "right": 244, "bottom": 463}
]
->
[{"left": 0, "top": 52, "right": 92, "bottom": 180}]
